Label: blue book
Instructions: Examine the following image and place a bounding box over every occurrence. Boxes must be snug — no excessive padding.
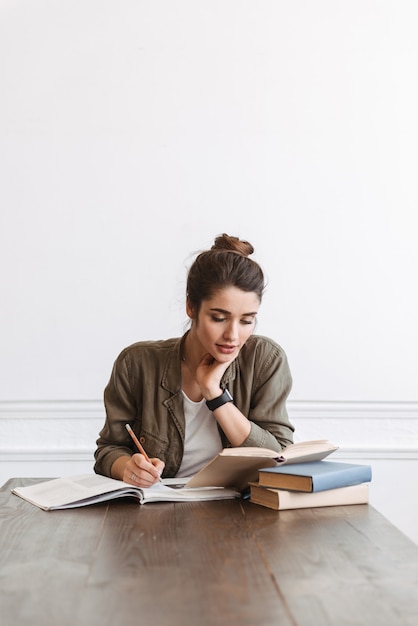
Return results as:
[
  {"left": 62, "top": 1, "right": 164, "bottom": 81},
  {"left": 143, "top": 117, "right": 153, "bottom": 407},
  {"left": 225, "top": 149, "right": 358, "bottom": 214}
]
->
[{"left": 258, "top": 461, "right": 372, "bottom": 492}]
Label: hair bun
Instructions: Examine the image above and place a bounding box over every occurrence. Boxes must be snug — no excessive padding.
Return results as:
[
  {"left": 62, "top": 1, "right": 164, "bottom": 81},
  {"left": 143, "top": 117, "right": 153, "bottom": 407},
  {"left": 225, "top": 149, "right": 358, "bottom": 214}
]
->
[{"left": 211, "top": 233, "right": 254, "bottom": 257}]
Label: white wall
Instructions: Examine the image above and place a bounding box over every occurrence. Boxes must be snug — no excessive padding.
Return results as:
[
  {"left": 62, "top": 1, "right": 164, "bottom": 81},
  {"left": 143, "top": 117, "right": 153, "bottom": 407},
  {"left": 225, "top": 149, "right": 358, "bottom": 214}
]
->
[{"left": 1, "top": 1, "right": 417, "bottom": 542}]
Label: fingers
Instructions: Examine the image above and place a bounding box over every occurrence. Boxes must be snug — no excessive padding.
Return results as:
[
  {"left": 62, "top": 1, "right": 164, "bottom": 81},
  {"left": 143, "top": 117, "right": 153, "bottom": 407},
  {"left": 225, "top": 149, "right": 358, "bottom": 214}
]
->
[
  {"left": 153, "top": 458, "right": 165, "bottom": 476},
  {"left": 125, "top": 454, "right": 165, "bottom": 487}
]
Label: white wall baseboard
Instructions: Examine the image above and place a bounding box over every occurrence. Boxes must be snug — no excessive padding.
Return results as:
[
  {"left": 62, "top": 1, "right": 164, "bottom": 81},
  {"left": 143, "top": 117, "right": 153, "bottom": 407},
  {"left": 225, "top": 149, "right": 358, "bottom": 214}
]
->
[
  {"left": 288, "top": 400, "right": 418, "bottom": 457},
  {"left": 0, "top": 399, "right": 104, "bottom": 419},
  {"left": 0, "top": 450, "right": 94, "bottom": 461},
  {"left": 1, "top": 398, "right": 417, "bottom": 460},
  {"left": 0, "top": 400, "right": 104, "bottom": 458}
]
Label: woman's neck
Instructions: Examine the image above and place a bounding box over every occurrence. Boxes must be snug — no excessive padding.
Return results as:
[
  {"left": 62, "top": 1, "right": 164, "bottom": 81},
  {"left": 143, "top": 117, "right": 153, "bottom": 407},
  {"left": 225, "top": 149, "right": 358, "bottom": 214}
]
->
[{"left": 181, "top": 328, "right": 204, "bottom": 373}]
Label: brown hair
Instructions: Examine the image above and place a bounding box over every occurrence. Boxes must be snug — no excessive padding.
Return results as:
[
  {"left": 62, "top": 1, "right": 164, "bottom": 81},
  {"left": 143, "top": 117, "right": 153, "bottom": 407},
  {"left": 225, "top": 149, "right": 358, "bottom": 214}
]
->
[{"left": 186, "top": 234, "right": 265, "bottom": 313}]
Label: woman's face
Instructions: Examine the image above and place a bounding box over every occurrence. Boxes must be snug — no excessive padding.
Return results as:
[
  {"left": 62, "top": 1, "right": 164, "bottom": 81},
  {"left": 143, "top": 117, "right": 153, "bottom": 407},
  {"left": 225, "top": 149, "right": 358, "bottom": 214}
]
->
[{"left": 187, "top": 286, "right": 260, "bottom": 363}]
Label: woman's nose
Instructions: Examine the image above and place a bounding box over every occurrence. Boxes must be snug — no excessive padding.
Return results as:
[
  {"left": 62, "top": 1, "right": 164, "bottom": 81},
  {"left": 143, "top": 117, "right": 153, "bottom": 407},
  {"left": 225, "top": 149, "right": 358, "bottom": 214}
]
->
[{"left": 223, "top": 321, "right": 239, "bottom": 341}]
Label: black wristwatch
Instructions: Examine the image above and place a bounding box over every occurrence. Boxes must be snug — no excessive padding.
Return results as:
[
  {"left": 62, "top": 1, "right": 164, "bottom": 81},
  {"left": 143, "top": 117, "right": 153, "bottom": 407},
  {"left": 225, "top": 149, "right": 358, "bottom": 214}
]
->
[{"left": 206, "top": 389, "right": 233, "bottom": 411}]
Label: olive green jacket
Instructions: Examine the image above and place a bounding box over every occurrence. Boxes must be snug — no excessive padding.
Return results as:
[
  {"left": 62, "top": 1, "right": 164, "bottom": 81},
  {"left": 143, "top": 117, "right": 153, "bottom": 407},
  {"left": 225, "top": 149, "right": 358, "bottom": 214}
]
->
[{"left": 94, "top": 333, "right": 294, "bottom": 478}]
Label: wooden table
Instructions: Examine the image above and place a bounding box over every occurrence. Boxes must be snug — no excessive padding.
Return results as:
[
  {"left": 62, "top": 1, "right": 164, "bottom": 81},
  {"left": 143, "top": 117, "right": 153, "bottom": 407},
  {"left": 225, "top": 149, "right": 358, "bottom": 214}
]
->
[{"left": 1, "top": 478, "right": 418, "bottom": 626}]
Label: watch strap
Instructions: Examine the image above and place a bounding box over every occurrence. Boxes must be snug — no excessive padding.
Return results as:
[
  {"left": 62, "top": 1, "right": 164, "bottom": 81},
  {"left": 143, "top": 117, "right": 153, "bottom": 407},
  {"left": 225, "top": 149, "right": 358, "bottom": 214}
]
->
[{"left": 206, "top": 389, "right": 233, "bottom": 411}]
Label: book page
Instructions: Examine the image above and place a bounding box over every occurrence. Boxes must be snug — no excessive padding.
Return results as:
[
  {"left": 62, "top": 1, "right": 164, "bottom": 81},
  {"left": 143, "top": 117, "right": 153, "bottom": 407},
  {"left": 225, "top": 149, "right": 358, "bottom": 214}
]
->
[
  {"left": 12, "top": 474, "right": 130, "bottom": 508},
  {"left": 220, "top": 447, "right": 281, "bottom": 457},
  {"left": 281, "top": 440, "right": 338, "bottom": 461}
]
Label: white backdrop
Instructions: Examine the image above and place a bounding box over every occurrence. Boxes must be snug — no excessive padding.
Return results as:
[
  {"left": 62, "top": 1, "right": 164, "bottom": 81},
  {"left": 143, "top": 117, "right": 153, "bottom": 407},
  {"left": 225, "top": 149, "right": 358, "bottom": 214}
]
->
[
  {"left": 1, "top": 0, "right": 417, "bottom": 403},
  {"left": 1, "top": 1, "right": 417, "bottom": 541}
]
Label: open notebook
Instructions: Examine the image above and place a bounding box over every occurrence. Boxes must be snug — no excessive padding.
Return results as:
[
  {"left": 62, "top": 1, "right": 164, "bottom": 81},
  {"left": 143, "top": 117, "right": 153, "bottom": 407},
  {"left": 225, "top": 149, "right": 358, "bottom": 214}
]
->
[{"left": 11, "top": 474, "right": 240, "bottom": 510}]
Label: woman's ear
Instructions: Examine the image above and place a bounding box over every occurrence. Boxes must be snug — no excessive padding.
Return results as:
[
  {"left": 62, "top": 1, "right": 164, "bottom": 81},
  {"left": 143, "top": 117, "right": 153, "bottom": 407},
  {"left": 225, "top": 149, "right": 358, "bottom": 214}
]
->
[{"left": 186, "top": 298, "right": 195, "bottom": 320}]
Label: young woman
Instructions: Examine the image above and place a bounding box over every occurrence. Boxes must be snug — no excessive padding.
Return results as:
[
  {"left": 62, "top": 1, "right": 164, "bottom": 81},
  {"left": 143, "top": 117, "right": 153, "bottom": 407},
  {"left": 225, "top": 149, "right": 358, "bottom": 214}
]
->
[{"left": 94, "top": 234, "right": 294, "bottom": 487}]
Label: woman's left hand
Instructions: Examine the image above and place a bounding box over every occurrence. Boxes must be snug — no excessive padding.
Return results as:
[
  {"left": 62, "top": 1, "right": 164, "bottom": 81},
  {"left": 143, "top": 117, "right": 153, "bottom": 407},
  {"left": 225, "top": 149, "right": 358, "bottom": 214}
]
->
[{"left": 195, "top": 352, "right": 234, "bottom": 400}]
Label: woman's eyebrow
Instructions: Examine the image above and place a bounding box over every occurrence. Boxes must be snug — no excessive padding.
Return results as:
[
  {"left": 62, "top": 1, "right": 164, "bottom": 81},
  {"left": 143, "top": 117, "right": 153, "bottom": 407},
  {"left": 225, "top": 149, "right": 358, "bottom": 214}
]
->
[{"left": 209, "top": 307, "right": 258, "bottom": 316}]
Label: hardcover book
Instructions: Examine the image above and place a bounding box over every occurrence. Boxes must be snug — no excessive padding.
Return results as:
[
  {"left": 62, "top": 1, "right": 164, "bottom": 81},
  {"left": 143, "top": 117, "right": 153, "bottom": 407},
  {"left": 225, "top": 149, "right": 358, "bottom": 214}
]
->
[
  {"left": 249, "top": 482, "right": 369, "bottom": 510},
  {"left": 258, "top": 460, "right": 372, "bottom": 492}
]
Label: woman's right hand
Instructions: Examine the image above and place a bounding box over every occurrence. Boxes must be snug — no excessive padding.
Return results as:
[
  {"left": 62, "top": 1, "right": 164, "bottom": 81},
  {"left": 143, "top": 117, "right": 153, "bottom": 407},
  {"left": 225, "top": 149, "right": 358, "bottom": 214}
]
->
[{"left": 112, "top": 454, "right": 165, "bottom": 487}]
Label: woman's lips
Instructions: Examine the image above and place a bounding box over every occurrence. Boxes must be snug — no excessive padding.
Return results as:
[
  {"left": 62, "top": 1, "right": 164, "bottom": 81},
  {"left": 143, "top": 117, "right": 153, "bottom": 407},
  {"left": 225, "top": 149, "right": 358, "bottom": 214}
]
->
[{"left": 216, "top": 344, "right": 238, "bottom": 355}]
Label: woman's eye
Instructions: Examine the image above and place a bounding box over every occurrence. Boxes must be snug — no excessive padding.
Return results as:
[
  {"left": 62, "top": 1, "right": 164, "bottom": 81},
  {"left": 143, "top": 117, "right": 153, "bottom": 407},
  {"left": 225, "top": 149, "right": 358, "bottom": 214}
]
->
[
  {"left": 211, "top": 316, "right": 226, "bottom": 323},
  {"left": 241, "top": 319, "right": 254, "bottom": 325}
]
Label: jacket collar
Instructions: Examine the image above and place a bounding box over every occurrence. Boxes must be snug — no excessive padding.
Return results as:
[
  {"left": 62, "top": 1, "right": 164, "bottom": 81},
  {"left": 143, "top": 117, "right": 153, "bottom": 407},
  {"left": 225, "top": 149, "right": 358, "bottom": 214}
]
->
[{"left": 160, "top": 334, "right": 184, "bottom": 394}]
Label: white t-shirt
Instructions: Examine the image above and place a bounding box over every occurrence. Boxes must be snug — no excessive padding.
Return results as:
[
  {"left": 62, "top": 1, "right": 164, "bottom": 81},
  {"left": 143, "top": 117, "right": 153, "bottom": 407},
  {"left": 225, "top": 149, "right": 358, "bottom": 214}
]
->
[{"left": 176, "top": 391, "right": 223, "bottom": 477}]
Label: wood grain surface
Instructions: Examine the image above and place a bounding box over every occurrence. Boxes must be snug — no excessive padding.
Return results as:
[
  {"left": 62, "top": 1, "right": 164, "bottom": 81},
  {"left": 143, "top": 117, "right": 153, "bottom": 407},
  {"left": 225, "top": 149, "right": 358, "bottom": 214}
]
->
[{"left": 1, "top": 478, "right": 418, "bottom": 626}]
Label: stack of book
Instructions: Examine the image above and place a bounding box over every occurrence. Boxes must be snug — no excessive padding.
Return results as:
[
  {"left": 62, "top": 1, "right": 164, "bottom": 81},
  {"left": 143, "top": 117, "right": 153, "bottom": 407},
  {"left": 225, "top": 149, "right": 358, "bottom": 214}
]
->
[{"left": 249, "top": 460, "right": 372, "bottom": 510}]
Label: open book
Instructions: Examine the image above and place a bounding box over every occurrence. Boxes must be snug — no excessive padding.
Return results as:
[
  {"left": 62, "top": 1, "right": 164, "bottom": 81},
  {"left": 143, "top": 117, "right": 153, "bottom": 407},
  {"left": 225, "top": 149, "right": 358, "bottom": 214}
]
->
[
  {"left": 11, "top": 474, "right": 240, "bottom": 511},
  {"left": 12, "top": 440, "right": 338, "bottom": 510},
  {"left": 185, "top": 439, "right": 338, "bottom": 490}
]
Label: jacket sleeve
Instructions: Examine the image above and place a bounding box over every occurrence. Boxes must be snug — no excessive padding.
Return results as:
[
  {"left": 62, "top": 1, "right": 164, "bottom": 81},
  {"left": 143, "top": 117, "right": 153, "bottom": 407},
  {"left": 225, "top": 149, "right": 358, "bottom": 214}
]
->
[
  {"left": 239, "top": 339, "right": 294, "bottom": 451},
  {"left": 94, "top": 350, "right": 138, "bottom": 477}
]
